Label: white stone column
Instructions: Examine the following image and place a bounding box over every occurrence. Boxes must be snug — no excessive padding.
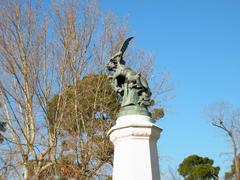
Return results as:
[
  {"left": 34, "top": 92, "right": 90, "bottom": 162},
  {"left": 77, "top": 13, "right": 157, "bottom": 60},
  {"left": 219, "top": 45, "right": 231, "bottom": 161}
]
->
[{"left": 108, "top": 115, "right": 162, "bottom": 180}]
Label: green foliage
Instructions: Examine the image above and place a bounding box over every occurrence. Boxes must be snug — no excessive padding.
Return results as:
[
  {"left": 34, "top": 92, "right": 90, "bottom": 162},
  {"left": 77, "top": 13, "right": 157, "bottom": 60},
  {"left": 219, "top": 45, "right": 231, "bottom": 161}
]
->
[
  {"left": 46, "top": 73, "right": 119, "bottom": 134},
  {"left": 178, "top": 154, "right": 220, "bottom": 180},
  {"left": 45, "top": 74, "right": 118, "bottom": 178},
  {"left": 151, "top": 108, "right": 164, "bottom": 121}
]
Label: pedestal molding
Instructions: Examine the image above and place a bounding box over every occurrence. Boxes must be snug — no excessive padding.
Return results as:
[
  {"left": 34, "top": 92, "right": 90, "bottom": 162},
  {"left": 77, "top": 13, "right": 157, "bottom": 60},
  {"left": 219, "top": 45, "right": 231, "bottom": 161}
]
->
[
  {"left": 108, "top": 114, "right": 162, "bottom": 180},
  {"left": 109, "top": 125, "right": 161, "bottom": 144}
]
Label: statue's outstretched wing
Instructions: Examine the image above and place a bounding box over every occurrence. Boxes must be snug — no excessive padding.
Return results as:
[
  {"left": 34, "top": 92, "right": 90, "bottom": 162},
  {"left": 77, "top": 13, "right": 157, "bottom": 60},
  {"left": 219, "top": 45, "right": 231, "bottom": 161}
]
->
[{"left": 120, "top": 37, "right": 134, "bottom": 54}]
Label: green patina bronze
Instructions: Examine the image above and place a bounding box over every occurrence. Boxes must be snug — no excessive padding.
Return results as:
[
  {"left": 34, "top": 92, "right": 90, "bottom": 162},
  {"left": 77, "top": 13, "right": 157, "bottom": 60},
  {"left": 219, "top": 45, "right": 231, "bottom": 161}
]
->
[{"left": 106, "top": 37, "right": 154, "bottom": 119}]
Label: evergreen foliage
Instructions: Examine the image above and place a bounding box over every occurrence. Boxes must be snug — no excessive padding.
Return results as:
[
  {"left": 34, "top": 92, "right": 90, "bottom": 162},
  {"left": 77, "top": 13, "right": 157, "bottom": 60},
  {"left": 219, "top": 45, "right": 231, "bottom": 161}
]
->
[
  {"left": 178, "top": 154, "right": 220, "bottom": 180},
  {"left": 44, "top": 74, "right": 118, "bottom": 178}
]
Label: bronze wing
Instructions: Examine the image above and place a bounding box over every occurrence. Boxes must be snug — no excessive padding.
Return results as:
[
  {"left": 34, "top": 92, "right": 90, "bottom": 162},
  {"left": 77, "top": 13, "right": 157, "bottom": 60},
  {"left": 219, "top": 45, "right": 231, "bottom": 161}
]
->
[{"left": 120, "top": 37, "right": 134, "bottom": 54}]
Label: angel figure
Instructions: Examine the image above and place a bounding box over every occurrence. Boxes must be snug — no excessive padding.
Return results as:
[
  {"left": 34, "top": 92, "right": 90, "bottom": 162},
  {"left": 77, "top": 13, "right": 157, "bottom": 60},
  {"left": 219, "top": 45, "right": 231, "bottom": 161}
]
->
[{"left": 106, "top": 37, "right": 154, "bottom": 113}]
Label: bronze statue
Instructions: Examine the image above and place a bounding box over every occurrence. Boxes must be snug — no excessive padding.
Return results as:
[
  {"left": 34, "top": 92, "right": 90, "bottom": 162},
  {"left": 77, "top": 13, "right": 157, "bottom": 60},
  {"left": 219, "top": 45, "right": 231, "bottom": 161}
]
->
[{"left": 106, "top": 37, "right": 154, "bottom": 117}]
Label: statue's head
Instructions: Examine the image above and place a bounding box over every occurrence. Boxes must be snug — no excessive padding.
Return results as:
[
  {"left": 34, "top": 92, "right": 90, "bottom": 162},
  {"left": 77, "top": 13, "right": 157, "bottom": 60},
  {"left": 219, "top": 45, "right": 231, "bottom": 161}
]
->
[
  {"left": 106, "top": 51, "right": 125, "bottom": 71},
  {"left": 106, "top": 37, "right": 133, "bottom": 72}
]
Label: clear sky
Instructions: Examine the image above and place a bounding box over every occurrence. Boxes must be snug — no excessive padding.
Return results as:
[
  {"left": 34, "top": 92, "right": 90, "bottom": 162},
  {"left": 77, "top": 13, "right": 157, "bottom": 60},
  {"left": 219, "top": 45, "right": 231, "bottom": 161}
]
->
[{"left": 101, "top": 0, "right": 240, "bottom": 178}]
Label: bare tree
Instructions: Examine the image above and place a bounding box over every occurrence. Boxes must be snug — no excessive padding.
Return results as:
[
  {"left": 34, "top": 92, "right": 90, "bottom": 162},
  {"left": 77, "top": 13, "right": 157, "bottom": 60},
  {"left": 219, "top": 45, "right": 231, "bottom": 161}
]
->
[
  {"left": 166, "top": 166, "right": 181, "bottom": 180},
  {"left": 208, "top": 102, "right": 240, "bottom": 180},
  {"left": 0, "top": 0, "right": 54, "bottom": 178}
]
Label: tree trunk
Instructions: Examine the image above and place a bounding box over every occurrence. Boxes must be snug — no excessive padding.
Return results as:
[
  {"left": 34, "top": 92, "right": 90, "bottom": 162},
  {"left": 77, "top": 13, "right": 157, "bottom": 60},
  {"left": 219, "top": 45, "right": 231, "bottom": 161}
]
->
[
  {"left": 234, "top": 155, "right": 240, "bottom": 180},
  {"left": 232, "top": 135, "right": 240, "bottom": 180},
  {"left": 23, "top": 164, "right": 30, "bottom": 180}
]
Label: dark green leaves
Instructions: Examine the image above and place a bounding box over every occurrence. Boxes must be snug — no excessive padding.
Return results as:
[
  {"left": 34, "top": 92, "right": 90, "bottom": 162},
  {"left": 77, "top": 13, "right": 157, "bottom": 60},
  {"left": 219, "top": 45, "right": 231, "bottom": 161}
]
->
[{"left": 178, "top": 154, "right": 220, "bottom": 180}]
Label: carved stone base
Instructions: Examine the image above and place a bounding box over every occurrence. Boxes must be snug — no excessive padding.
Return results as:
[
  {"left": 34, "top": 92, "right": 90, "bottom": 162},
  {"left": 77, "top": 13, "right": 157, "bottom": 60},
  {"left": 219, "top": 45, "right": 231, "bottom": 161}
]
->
[{"left": 108, "top": 115, "right": 162, "bottom": 180}]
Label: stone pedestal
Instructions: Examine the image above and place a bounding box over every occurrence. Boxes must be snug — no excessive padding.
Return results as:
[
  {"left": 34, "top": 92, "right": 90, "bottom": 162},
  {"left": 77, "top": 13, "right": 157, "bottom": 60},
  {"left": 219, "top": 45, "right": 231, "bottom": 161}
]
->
[{"left": 108, "top": 115, "right": 162, "bottom": 180}]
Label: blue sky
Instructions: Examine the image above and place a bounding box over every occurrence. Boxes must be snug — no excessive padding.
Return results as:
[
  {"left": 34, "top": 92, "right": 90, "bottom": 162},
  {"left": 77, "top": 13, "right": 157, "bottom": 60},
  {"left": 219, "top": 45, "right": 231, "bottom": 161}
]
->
[{"left": 101, "top": 0, "right": 240, "bottom": 177}]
